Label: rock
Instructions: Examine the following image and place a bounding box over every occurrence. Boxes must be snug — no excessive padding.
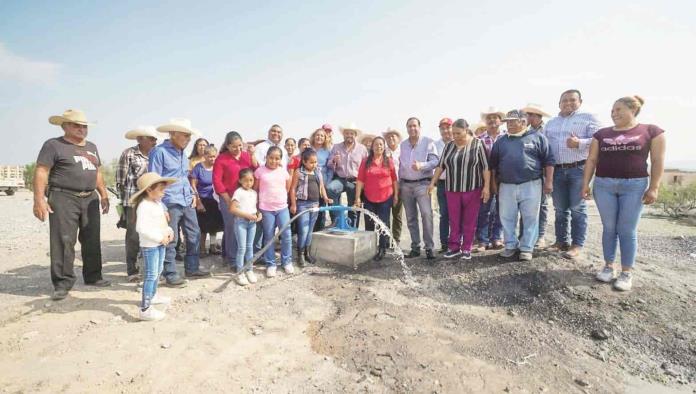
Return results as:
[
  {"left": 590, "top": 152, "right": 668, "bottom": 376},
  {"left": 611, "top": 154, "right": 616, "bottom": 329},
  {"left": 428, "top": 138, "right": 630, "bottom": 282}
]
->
[
  {"left": 251, "top": 328, "right": 263, "bottom": 336},
  {"left": 369, "top": 367, "right": 383, "bottom": 377},
  {"left": 356, "top": 375, "right": 367, "bottom": 383},
  {"left": 590, "top": 329, "right": 609, "bottom": 340},
  {"left": 115, "top": 371, "right": 122, "bottom": 376},
  {"left": 507, "top": 310, "right": 518, "bottom": 317},
  {"left": 89, "top": 319, "right": 100, "bottom": 325},
  {"left": 651, "top": 336, "right": 663, "bottom": 343},
  {"left": 160, "top": 343, "right": 171, "bottom": 349},
  {"left": 661, "top": 363, "right": 680, "bottom": 377},
  {"left": 44, "top": 302, "right": 52, "bottom": 308},
  {"left": 574, "top": 378, "right": 590, "bottom": 387},
  {"left": 637, "top": 298, "right": 647, "bottom": 304}
]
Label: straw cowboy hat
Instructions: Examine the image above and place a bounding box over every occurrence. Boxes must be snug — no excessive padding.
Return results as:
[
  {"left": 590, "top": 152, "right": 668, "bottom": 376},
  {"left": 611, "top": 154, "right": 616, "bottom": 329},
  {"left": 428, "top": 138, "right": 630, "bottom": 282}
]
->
[
  {"left": 48, "top": 109, "right": 95, "bottom": 126},
  {"left": 359, "top": 133, "right": 377, "bottom": 146},
  {"left": 124, "top": 125, "right": 160, "bottom": 140},
  {"left": 156, "top": 118, "right": 200, "bottom": 135},
  {"left": 382, "top": 127, "right": 403, "bottom": 141},
  {"left": 480, "top": 107, "right": 506, "bottom": 120},
  {"left": 128, "top": 172, "right": 177, "bottom": 205},
  {"left": 339, "top": 122, "right": 362, "bottom": 137},
  {"left": 520, "top": 103, "right": 551, "bottom": 118}
]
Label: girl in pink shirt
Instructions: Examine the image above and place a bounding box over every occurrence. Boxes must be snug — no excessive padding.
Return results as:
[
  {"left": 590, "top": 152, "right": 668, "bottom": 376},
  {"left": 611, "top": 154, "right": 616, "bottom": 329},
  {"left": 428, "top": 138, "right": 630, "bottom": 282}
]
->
[{"left": 255, "top": 146, "right": 292, "bottom": 277}]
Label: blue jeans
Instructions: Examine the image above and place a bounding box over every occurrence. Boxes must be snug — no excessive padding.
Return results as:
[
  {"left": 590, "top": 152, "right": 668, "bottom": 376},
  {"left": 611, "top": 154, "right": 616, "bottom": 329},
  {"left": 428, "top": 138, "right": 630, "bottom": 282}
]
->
[
  {"left": 436, "top": 180, "right": 449, "bottom": 248},
  {"left": 476, "top": 194, "right": 503, "bottom": 244},
  {"left": 593, "top": 177, "right": 648, "bottom": 268},
  {"left": 499, "top": 179, "right": 542, "bottom": 252},
  {"left": 326, "top": 177, "right": 360, "bottom": 227},
  {"left": 261, "top": 208, "right": 292, "bottom": 267},
  {"left": 296, "top": 200, "right": 319, "bottom": 249},
  {"left": 552, "top": 166, "right": 588, "bottom": 247},
  {"left": 164, "top": 204, "right": 200, "bottom": 278},
  {"left": 219, "top": 199, "right": 238, "bottom": 268},
  {"left": 364, "top": 196, "right": 393, "bottom": 249},
  {"left": 519, "top": 178, "right": 549, "bottom": 239},
  {"left": 141, "top": 245, "right": 165, "bottom": 309},
  {"left": 233, "top": 218, "right": 256, "bottom": 273}
]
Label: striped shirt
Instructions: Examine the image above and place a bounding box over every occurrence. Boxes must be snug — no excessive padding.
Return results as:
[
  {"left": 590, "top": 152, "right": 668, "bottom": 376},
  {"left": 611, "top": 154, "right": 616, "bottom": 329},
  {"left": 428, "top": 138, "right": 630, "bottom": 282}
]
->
[
  {"left": 479, "top": 130, "right": 505, "bottom": 156},
  {"left": 438, "top": 138, "right": 489, "bottom": 192},
  {"left": 116, "top": 145, "right": 149, "bottom": 207},
  {"left": 544, "top": 111, "right": 601, "bottom": 164}
]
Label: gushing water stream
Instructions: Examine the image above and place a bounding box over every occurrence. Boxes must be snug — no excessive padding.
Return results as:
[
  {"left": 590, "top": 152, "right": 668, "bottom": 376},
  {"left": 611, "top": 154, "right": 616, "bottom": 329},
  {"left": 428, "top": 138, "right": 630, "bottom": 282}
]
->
[{"left": 244, "top": 206, "right": 418, "bottom": 287}]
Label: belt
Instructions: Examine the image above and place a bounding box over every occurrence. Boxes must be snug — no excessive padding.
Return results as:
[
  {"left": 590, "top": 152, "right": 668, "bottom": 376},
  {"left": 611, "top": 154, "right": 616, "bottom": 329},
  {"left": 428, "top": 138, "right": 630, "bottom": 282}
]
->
[
  {"left": 555, "top": 160, "right": 586, "bottom": 169},
  {"left": 401, "top": 178, "right": 430, "bottom": 183},
  {"left": 50, "top": 186, "right": 95, "bottom": 198},
  {"left": 336, "top": 176, "right": 357, "bottom": 182}
]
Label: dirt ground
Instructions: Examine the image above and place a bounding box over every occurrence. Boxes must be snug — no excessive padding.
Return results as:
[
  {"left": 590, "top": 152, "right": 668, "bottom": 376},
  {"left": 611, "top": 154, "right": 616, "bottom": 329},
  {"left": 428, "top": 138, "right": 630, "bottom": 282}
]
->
[{"left": 0, "top": 189, "right": 694, "bottom": 394}]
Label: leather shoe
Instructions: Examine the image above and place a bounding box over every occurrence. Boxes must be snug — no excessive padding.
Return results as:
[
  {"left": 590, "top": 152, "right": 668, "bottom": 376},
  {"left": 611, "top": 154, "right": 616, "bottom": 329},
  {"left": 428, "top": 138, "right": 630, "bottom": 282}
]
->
[
  {"left": 165, "top": 277, "right": 188, "bottom": 287},
  {"left": 425, "top": 249, "right": 435, "bottom": 260},
  {"left": 86, "top": 279, "right": 111, "bottom": 287},
  {"left": 51, "top": 289, "right": 69, "bottom": 300},
  {"left": 405, "top": 249, "right": 421, "bottom": 258},
  {"left": 185, "top": 270, "right": 212, "bottom": 279}
]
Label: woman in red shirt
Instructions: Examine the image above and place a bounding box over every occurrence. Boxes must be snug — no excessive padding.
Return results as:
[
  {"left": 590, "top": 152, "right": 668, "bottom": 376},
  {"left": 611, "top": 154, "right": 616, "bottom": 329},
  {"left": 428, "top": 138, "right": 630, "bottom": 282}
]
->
[
  {"left": 212, "top": 131, "right": 258, "bottom": 269},
  {"left": 355, "top": 136, "right": 399, "bottom": 261}
]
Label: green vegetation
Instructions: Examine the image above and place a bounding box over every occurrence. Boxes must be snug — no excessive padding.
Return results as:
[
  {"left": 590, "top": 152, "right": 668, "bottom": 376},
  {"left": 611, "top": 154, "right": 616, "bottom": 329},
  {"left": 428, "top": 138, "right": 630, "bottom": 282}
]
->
[{"left": 658, "top": 182, "right": 696, "bottom": 218}]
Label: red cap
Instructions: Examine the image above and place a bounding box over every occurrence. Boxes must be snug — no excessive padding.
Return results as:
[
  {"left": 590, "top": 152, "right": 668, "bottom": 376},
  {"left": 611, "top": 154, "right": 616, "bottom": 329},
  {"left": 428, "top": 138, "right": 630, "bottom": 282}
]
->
[
  {"left": 321, "top": 123, "right": 333, "bottom": 133},
  {"left": 439, "top": 117, "right": 453, "bottom": 126}
]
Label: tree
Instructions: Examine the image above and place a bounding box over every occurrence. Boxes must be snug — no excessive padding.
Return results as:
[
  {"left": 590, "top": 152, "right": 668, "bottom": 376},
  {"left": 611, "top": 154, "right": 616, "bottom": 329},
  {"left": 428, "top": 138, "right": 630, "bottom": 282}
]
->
[
  {"left": 24, "top": 162, "right": 36, "bottom": 191},
  {"left": 657, "top": 183, "right": 696, "bottom": 218}
]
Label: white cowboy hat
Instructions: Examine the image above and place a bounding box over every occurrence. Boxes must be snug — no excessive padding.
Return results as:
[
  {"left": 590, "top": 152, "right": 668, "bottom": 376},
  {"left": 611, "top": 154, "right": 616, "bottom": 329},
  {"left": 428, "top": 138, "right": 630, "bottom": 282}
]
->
[
  {"left": 156, "top": 118, "right": 200, "bottom": 135},
  {"left": 128, "top": 172, "right": 178, "bottom": 205},
  {"left": 339, "top": 122, "right": 362, "bottom": 137},
  {"left": 48, "top": 109, "right": 95, "bottom": 126},
  {"left": 124, "top": 125, "right": 160, "bottom": 140},
  {"left": 480, "top": 107, "right": 506, "bottom": 121},
  {"left": 382, "top": 127, "right": 403, "bottom": 141},
  {"left": 520, "top": 103, "right": 551, "bottom": 118}
]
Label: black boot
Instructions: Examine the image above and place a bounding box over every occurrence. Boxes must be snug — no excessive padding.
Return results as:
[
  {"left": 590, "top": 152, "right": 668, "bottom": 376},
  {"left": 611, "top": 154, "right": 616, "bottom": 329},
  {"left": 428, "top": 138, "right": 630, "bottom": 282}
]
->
[
  {"left": 373, "top": 247, "right": 386, "bottom": 261},
  {"left": 304, "top": 247, "right": 316, "bottom": 265},
  {"left": 297, "top": 248, "right": 306, "bottom": 267}
]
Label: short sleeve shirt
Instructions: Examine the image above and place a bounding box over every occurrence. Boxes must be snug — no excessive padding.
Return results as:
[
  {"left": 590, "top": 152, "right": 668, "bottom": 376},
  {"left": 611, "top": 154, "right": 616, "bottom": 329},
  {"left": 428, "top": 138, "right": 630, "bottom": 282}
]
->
[
  {"left": 357, "top": 158, "right": 397, "bottom": 203},
  {"left": 254, "top": 166, "right": 290, "bottom": 211},
  {"left": 232, "top": 188, "right": 258, "bottom": 215},
  {"left": 191, "top": 163, "right": 214, "bottom": 198},
  {"left": 594, "top": 124, "right": 664, "bottom": 179},
  {"left": 37, "top": 137, "right": 101, "bottom": 191}
]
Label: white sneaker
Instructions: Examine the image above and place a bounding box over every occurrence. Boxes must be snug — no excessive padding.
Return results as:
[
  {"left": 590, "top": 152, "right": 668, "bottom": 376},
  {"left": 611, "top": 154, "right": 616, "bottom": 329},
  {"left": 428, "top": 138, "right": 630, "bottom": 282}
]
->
[
  {"left": 266, "top": 266, "right": 277, "bottom": 278},
  {"left": 245, "top": 270, "right": 258, "bottom": 284},
  {"left": 139, "top": 307, "right": 166, "bottom": 321},
  {"left": 283, "top": 264, "right": 295, "bottom": 274},
  {"left": 613, "top": 272, "right": 633, "bottom": 291},
  {"left": 151, "top": 293, "right": 171, "bottom": 305},
  {"left": 237, "top": 273, "right": 250, "bottom": 286},
  {"left": 596, "top": 266, "right": 617, "bottom": 283}
]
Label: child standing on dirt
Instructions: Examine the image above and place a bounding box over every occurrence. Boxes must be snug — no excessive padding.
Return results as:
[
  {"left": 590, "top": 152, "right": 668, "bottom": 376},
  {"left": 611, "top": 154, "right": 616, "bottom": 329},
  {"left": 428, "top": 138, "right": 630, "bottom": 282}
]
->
[
  {"left": 229, "top": 168, "right": 262, "bottom": 286},
  {"left": 255, "top": 146, "right": 292, "bottom": 278},
  {"left": 130, "top": 172, "right": 176, "bottom": 321},
  {"left": 289, "top": 148, "right": 332, "bottom": 266}
]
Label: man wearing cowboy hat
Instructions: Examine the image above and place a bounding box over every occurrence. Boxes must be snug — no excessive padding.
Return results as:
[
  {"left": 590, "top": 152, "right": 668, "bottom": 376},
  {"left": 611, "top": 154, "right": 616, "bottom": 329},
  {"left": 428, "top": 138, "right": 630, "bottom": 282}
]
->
[
  {"left": 434, "top": 117, "right": 454, "bottom": 254},
  {"left": 116, "top": 126, "right": 159, "bottom": 282},
  {"left": 254, "top": 124, "right": 289, "bottom": 168},
  {"left": 490, "top": 110, "right": 554, "bottom": 262},
  {"left": 149, "top": 118, "right": 210, "bottom": 286},
  {"left": 383, "top": 127, "right": 403, "bottom": 246},
  {"left": 520, "top": 104, "right": 551, "bottom": 247},
  {"left": 475, "top": 107, "right": 506, "bottom": 252},
  {"left": 399, "top": 117, "right": 439, "bottom": 261},
  {"left": 327, "top": 123, "right": 368, "bottom": 226},
  {"left": 33, "top": 109, "right": 111, "bottom": 300},
  {"left": 544, "top": 90, "right": 601, "bottom": 259}
]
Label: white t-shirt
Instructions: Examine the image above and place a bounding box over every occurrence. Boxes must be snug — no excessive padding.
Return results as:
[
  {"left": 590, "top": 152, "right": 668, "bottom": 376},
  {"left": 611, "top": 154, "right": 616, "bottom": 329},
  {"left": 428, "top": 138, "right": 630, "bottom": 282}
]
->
[
  {"left": 136, "top": 199, "right": 174, "bottom": 247},
  {"left": 232, "top": 187, "right": 258, "bottom": 216},
  {"left": 254, "top": 140, "right": 288, "bottom": 169}
]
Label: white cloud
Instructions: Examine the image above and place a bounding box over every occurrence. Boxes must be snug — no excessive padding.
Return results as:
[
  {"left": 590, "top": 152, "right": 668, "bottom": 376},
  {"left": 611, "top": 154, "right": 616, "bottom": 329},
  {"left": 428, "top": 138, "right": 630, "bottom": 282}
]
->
[{"left": 0, "top": 42, "right": 60, "bottom": 84}]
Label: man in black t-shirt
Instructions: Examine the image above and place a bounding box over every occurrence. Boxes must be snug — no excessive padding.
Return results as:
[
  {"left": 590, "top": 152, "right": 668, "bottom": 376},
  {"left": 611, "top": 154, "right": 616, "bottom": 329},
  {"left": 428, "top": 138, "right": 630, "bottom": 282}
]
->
[{"left": 33, "top": 109, "right": 112, "bottom": 300}]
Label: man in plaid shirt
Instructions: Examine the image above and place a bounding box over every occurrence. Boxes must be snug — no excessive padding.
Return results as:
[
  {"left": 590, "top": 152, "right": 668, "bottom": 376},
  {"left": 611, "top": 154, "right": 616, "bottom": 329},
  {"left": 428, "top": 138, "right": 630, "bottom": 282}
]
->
[{"left": 116, "top": 126, "right": 158, "bottom": 281}]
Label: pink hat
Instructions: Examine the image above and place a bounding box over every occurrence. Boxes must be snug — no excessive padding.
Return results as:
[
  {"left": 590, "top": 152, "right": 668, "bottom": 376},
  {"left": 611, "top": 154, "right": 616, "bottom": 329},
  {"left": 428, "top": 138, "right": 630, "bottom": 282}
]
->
[
  {"left": 321, "top": 123, "right": 333, "bottom": 133},
  {"left": 439, "top": 117, "right": 453, "bottom": 126}
]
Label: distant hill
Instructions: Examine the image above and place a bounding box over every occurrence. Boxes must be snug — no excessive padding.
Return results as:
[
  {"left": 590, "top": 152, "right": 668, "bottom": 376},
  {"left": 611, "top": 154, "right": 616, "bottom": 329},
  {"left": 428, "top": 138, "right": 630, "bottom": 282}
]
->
[{"left": 665, "top": 160, "right": 696, "bottom": 172}]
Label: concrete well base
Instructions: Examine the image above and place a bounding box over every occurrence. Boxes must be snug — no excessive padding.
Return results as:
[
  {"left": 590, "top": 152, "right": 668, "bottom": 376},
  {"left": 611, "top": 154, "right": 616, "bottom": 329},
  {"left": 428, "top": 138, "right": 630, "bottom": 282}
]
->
[{"left": 309, "top": 230, "right": 377, "bottom": 269}]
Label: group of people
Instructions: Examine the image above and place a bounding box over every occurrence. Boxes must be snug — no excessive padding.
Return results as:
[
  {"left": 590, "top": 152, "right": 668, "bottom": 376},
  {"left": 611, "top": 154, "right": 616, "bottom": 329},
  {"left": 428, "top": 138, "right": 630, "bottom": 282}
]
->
[{"left": 32, "top": 88, "right": 666, "bottom": 321}]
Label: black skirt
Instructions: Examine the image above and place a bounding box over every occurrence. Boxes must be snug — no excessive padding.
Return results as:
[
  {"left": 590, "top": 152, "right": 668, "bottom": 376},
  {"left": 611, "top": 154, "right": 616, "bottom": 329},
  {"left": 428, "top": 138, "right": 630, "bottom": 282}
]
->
[{"left": 197, "top": 197, "right": 224, "bottom": 234}]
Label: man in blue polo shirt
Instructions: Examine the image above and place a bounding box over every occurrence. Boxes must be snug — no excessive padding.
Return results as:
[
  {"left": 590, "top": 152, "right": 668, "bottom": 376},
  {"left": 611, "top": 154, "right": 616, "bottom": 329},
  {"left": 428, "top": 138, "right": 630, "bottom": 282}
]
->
[
  {"left": 490, "top": 110, "right": 554, "bottom": 261},
  {"left": 149, "top": 118, "right": 211, "bottom": 286}
]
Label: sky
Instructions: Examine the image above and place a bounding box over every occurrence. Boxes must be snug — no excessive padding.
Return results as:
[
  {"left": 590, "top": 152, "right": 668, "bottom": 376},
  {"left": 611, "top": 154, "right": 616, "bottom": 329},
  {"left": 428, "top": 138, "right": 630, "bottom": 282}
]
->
[{"left": 1, "top": 0, "right": 695, "bottom": 167}]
